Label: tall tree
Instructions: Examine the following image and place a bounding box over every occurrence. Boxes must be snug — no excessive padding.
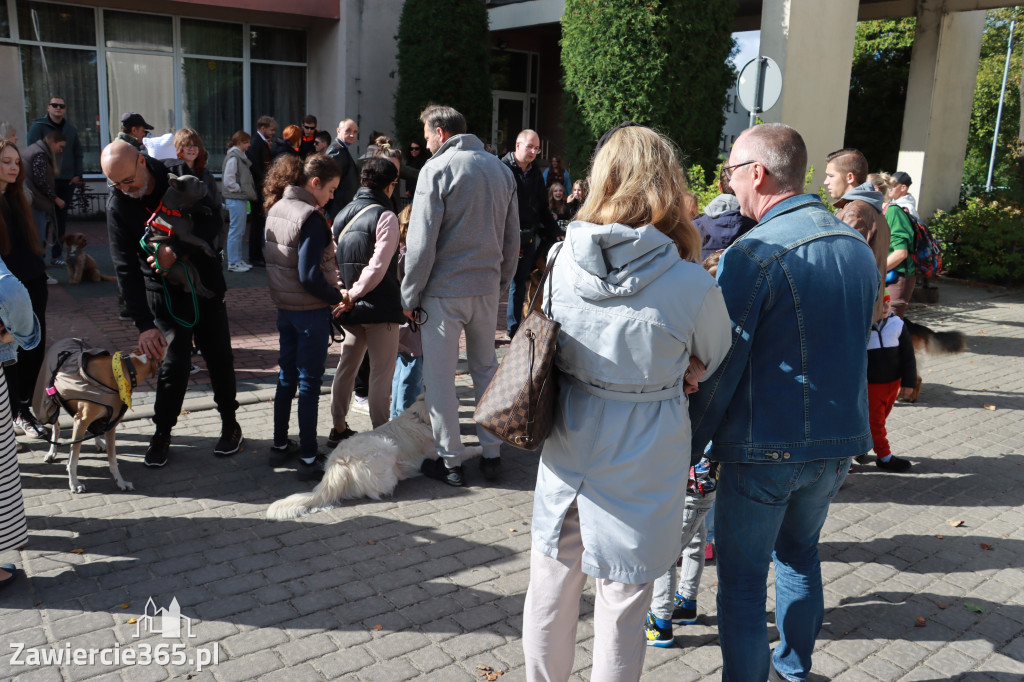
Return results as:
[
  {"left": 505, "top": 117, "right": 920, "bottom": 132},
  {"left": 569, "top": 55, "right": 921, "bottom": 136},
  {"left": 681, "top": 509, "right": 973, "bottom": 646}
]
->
[
  {"left": 560, "top": 0, "right": 736, "bottom": 173},
  {"left": 844, "top": 18, "right": 916, "bottom": 172},
  {"left": 962, "top": 7, "right": 1023, "bottom": 190},
  {"left": 393, "top": 0, "right": 493, "bottom": 148}
]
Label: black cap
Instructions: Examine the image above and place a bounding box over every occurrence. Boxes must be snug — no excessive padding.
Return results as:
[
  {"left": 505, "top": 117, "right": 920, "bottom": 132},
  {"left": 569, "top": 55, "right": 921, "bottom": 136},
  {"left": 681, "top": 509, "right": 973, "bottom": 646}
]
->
[
  {"left": 891, "top": 171, "right": 912, "bottom": 187},
  {"left": 120, "top": 112, "right": 154, "bottom": 130}
]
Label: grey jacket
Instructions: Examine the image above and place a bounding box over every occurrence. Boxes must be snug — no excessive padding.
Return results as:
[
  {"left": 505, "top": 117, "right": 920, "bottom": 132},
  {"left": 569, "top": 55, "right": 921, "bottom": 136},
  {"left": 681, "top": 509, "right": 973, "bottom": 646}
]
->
[
  {"left": 401, "top": 134, "right": 519, "bottom": 308},
  {"left": 221, "top": 146, "right": 257, "bottom": 201},
  {"left": 531, "top": 224, "right": 732, "bottom": 582}
]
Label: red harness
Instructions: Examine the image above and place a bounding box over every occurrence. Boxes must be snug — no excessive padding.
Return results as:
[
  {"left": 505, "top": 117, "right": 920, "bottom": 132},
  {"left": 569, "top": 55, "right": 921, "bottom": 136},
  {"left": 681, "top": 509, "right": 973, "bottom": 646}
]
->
[{"left": 145, "top": 202, "right": 183, "bottom": 235}]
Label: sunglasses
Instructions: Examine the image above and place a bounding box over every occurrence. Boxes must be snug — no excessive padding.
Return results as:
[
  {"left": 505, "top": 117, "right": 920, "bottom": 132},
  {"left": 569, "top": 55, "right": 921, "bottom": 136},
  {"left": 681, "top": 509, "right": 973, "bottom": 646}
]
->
[
  {"left": 302, "top": 125, "right": 315, "bottom": 130},
  {"left": 49, "top": 102, "right": 66, "bottom": 109},
  {"left": 409, "top": 146, "right": 421, "bottom": 151}
]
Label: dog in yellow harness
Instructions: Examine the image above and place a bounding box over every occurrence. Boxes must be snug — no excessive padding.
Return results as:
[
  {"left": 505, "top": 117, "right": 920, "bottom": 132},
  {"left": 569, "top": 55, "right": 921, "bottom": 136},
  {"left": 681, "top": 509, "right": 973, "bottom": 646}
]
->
[{"left": 33, "top": 338, "right": 162, "bottom": 492}]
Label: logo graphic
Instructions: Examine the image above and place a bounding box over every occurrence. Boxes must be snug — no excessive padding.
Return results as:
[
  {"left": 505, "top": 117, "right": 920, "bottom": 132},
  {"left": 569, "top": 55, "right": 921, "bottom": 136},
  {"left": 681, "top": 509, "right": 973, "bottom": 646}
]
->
[{"left": 134, "top": 597, "right": 196, "bottom": 639}]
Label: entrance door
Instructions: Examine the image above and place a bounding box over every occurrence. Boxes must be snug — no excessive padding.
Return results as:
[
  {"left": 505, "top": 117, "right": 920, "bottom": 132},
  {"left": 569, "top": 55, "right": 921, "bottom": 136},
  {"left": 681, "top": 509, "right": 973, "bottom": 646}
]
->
[{"left": 492, "top": 92, "right": 529, "bottom": 156}]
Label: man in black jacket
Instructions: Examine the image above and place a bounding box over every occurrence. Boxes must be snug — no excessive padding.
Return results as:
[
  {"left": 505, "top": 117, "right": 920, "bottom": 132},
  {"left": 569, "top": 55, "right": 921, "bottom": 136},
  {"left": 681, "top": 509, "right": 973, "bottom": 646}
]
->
[
  {"left": 324, "top": 118, "right": 360, "bottom": 220},
  {"left": 100, "top": 141, "right": 242, "bottom": 468},
  {"left": 27, "top": 95, "right": 83, "bottom": 265},
  {"left": 500, "top": 129, "right": 560, "bottom": 338},
  {"left": 246, "top": 115, "right": 277, "bottom": 266}
]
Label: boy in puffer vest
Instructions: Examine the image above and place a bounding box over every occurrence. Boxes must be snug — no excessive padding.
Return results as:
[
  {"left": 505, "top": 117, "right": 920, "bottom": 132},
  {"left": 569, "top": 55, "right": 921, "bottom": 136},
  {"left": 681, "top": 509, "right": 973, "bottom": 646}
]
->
[{"left": 866, "top": 290, "right": 917, "bottom": 473}]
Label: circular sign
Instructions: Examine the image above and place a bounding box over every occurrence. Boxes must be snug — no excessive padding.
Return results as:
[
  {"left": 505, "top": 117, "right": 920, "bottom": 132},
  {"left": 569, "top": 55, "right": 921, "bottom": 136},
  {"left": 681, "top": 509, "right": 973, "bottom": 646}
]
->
[{"left": 736, "top": 56, "right": 783, "bottom": 115}]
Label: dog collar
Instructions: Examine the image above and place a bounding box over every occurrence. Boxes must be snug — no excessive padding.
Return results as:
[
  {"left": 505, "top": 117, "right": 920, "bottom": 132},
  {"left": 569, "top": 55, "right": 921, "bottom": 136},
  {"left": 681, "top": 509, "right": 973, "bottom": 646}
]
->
[{"left": 111, "top": 352, "right": 135, "bottom": 410}]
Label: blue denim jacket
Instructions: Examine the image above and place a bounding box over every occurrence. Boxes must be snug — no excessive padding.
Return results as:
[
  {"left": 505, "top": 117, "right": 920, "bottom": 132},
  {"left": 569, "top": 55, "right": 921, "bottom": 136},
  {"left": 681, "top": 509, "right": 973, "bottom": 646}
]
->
[
  {"left": 690, "top": 194, "right": 880, "bottom": 464},
  {"left": 0, "top": 256, "right": 41, "bottom": 364}
]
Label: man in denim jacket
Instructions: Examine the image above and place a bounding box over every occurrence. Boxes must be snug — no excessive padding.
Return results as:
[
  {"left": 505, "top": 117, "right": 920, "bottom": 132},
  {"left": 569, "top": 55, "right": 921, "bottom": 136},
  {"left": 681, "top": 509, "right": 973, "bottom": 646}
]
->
[
  {"left": 0, "top": 257, "right": 41, "bottom": 365},
  {"left": 689, "top": 124, "right": 879, "bottom": 682}
]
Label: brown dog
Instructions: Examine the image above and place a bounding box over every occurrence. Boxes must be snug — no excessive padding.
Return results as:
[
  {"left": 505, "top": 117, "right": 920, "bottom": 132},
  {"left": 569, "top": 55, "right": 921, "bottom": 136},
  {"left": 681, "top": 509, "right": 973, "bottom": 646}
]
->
[
  {"left": 62, "top": 233, "right": 117, "bottom": 285},
  {"left": 41, "top": 348, "right": 161, "bottom": 492},
  {"left": 903, "top": 319, "right": 967, "bottom": 403}
]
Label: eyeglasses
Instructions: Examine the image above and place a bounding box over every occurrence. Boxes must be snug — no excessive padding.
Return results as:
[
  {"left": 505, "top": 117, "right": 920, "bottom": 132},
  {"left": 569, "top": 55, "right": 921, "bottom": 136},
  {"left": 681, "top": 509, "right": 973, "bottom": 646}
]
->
[
  {"left": 522, "top": 145, "right": 540, "bottom": 152},
  {"left": 106, "top": 160, "right": 141, "bottom": 189},
  {"left": 409, "top": 146, "right": 421, "bottom": 151},
  {"left": 302, "top": 125, "right": 316, "bottom": 130},
  {"left": 49, "top": 102, "right": 66, "bottom": 109},
  {"left": 722, "top": 160, "right": 756, "bottom": 181}
]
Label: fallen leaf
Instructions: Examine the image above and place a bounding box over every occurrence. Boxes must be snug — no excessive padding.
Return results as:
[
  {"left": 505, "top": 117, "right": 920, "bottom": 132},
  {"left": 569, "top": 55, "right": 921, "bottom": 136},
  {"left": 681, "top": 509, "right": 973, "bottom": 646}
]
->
[
  {"left": 936, "top": 603, "right": 949, "bottom": 609},
  {"left": 70, "top": 549, "right": 85, "bottom": 554},
  {"left": 983, "top": 404, "right": 997, "bottom": 411},
  {"left": 980, "top": 543, "right": 992, "bottom": 550},
  {"left": 487, "top": 674, "right": 503, "bottom": 681},
  {"left": 1002, "top": 534, "right": 1009, "bottom": 538},
  {"left": 372, "top": 624, "right": 383, "bottom": 631},
  {"left": 936, "top": 535, "right": 944, "bottom": 539},
  {"left": 120, "top": 603, "right": 130, "bottom": 609},
  {"left": 127, "top": 618, "right": 138, "bottom": 624},
  {"left": 509, "top": 528, "right": 518, "bottom": 532},
  {"left": 915, "top": 616, "right": 927, "bottom": 627},
  {"left": 367, "top": 540, "right": 376, "bottom": 545},
  {"left": 949, "top": 520, "right": 964, "bottom": 527},
  {"left": 965, "top": 601, "right": 985, "bottom": 613}
]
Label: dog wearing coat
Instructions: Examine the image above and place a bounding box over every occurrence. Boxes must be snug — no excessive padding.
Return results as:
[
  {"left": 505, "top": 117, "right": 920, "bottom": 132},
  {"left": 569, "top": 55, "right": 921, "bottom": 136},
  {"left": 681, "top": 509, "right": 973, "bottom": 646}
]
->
[
  {"left": 267, "top": 396, "right": 482, "bottom": 519},
  {"left": 33, "top": 339, "right": 161, "bottom": 492}
]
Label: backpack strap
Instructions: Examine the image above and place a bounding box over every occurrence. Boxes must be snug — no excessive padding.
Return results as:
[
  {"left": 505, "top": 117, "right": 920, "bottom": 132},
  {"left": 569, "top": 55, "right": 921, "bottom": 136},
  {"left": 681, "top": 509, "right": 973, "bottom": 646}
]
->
[{"left": 336, "top": 204, "right": 379, "bottom": 245}]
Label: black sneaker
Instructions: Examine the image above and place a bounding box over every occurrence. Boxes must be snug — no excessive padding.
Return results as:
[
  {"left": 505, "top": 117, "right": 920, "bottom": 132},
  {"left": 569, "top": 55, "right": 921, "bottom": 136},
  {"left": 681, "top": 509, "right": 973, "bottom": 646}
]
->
[
  {"left": 876, "top": 456, "right": 912, "bottom": 473},
  {"left": 214, "top": 422, "right": 243, "bottom": 457},
  {"left": 644, "top": 612, "right": 674, "bottom": 648},
  {"left": 671, "top": 594, "right": 697, "bottom": 625},
  {"left": 421, "top": 458, "right": 465, "bottom": 487},
  {"left": 326, "top": 427, "right": 357, "bottom": 449},
  {"left": 144, "top": 433, "right": 171, "bottom": 468},
  {"left": 480, "top": 456, "right": 502, "bottom": 482},
  {"left": 297, "top": 453, "right": 329, "bottom": 482},
  {"left": 269, "top": 439, "right": 300, "bottom": 466}
]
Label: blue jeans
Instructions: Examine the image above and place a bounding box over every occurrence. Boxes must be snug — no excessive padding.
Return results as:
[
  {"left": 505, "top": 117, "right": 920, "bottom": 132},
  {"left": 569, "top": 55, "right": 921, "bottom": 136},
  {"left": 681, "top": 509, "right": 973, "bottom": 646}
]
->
[
  {"left": 390, "top": 352, "right": 423, "bottom": 418},
  {"left": 714, "top": 457, "right": 852, "bottom": 682},
  {"left": 274, "top": 308, "right": 331, "bottom": 458},
  {"left": 225, "top": 199, "right": 247, "bottom": 266},
  {"left": 32, "top": 209, "right": 48, "bottom": 251}
]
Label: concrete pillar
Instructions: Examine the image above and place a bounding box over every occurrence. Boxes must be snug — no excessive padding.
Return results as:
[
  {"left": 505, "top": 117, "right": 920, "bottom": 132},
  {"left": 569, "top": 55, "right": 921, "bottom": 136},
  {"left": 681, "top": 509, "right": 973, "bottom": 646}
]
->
[
  {"left": 759, "top": 0, "right": 860, "bottom": 190},
  {"left": 0, "top": 46, "right": 27, "bottom": 142},
  {"left": 896, "top": 7, "right": 986, "bottom": 222}
]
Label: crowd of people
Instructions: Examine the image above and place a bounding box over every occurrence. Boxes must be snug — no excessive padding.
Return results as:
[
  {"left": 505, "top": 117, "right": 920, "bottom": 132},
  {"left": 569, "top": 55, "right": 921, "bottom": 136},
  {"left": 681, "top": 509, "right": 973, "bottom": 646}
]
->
[{"left": 0, "top": 94, "right": 930, "bottom": 682}]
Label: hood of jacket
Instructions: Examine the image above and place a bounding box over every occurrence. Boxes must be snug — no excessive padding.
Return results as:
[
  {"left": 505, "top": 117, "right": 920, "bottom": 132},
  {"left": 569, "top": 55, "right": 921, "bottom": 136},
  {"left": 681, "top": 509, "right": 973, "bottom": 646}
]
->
[
  {"left": 838, "top": 181, "right": 884, "bottom": 213},
  {"left": 703, "top": 193, "right": 741, "bottom": 218},
  {"left": 432, "top": 133, "right": 485, "bottom": 158},
  {"left": 564, "top": 221, "right": 679, "bottom": 302}
]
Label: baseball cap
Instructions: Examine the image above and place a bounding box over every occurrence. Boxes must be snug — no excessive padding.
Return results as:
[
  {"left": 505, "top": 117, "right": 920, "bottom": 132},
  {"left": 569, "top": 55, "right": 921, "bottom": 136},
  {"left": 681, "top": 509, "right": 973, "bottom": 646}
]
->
[
  {"left": 120, "top": 112, "right": 154, "bottom": 130},
  {"left": 891, "top": 171, "right": 912, "bottom": 187}
]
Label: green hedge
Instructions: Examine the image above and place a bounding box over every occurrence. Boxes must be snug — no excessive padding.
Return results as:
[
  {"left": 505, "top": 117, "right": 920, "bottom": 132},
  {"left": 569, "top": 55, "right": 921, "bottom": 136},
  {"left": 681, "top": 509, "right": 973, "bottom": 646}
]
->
[{"left": 930, "top": 198, "right": 1024, "bottom": 285}]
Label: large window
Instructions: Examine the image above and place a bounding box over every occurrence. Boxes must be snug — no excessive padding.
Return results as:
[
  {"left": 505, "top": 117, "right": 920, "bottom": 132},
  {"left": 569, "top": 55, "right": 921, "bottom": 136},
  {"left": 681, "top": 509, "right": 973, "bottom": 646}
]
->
[{"left": 9, "top": 3, "right": 308, "bottom": 175}]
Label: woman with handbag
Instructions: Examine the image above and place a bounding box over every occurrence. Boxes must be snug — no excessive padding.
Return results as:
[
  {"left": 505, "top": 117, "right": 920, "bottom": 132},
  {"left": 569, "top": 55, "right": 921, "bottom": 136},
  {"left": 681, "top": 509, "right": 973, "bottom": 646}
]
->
[
  {"left": 263, "top": 153, "right": 346, "bottom": 481},
  {"left": 521, "top": 124, "right": 732, "bottom": 682},
  {"left": 327, "top": 157, "right": 403, "bottom": 444}
]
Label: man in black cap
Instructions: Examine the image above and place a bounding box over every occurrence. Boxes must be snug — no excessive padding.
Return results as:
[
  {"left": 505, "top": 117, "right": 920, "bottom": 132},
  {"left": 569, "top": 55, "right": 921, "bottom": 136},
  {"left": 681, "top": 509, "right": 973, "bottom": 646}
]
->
[
  {"left": 117, "top": 113, "right": 153, "bottom": 152},
  {"left": 889, "top": 171, "right": 919, "bottom": 220}
]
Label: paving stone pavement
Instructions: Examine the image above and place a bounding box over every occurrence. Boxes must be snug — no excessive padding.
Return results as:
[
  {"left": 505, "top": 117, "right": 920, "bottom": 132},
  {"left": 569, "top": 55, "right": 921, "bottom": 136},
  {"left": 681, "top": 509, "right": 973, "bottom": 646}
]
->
[{"left": 3, "top": 262, "right": 1024, "bottom": 680}]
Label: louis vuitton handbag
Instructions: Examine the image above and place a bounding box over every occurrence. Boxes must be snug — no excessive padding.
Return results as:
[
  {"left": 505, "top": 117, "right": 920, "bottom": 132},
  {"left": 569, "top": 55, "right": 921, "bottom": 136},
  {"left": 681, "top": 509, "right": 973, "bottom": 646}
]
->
[{"left": 474, "top": 245, "right": 562, "bottom": 451}]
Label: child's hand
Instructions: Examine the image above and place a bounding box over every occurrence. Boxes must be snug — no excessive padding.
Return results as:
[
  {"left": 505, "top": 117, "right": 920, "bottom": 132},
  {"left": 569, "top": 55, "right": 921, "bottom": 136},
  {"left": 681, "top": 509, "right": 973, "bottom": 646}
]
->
[
  {"left": 684, "top": 357, "right": 707, "bottom": 394},
  {"left": 899, "top": 386, "right": 915, "bottom": 399}
]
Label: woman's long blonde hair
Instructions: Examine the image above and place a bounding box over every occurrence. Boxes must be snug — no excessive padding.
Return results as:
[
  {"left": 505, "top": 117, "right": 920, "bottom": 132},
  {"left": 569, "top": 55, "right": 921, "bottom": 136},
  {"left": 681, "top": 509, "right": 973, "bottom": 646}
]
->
[{"left": 575, "top": 126, "right": 700, "bottom": 262}]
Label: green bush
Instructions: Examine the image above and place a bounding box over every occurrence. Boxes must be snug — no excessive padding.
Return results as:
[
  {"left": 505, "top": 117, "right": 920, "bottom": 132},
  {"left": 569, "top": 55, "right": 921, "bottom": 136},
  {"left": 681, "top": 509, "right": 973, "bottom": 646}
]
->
[
  {"left": 393, "top": 0, "right": 493, "bottom": 148},
  {"left": 929, "top": 197, "right": 1024, "bottom": 284},
  {"left": 561, "top": 0, "right": 736, "bottom": 175}
]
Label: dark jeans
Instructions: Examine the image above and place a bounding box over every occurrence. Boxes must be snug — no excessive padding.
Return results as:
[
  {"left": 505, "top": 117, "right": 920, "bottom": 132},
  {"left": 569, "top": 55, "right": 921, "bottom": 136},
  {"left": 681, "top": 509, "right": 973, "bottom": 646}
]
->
[
  {"left": 249, "top": 199, "right": 266, "bottom": 264},
  {"left": 274, "top": 308, "right": 331, "bottom": 458},
  {"left": 506, "top": 242, "right": 537, "bottom": 337},
  {"left": 147, "top": 290, "right": 238, "bottom": 434},
  {"left": 2, "top": 274, "right": 47, "bottom": 418},
  {"left": 53, "top": 179, "right": 74, "bottom": 260}
]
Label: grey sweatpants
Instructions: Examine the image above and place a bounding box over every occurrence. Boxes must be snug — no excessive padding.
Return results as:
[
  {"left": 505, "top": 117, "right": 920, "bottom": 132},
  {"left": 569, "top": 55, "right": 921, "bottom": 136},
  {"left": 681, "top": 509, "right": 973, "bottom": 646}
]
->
[
  {"left": 650, "top": 490, "right": 715, "bottom": 620},
  {"left": 419, "top": 294, "right": 502, "bottom": 463}
]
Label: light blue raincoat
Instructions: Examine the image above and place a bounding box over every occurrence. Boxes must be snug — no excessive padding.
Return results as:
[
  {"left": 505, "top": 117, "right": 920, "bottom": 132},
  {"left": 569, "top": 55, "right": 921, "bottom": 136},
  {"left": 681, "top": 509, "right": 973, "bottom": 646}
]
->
[{"left": 531, "top": 222, "right": 731, "bottom": 584}]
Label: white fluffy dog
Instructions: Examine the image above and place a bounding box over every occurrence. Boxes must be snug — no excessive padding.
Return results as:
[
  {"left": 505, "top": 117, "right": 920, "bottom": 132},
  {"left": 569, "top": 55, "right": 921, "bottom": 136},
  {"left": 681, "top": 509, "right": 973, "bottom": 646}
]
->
[{"left": 267, "top": 396, "right": 482, "bottom": 519}]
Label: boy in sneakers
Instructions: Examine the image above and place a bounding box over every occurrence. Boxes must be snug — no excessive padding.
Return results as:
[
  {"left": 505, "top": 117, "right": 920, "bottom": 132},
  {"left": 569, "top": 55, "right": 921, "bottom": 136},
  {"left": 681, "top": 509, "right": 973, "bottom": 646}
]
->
[
  {"left": 867, "top": 290, "right": 916, "bottom": 472},
  {"left": 645, "top": 451, "right": 718, "bottom": 647}
]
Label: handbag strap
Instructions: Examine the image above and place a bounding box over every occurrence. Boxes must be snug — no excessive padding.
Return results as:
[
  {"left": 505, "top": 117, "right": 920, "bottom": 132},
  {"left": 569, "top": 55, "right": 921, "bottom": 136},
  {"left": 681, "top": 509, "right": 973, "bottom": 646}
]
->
[
  {"left": 526, "top": 242, "right": 562, "bottom": 315},
  {"left": 336, "top": 204, "right": 378, "bottom": 244}
]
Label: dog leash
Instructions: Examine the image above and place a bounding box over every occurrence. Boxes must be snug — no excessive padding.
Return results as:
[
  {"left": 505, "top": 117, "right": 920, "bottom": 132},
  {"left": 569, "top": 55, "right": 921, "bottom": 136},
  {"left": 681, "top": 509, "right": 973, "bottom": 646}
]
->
[{"left": 138, "top": 236, "right": 200, "bottom": 329}]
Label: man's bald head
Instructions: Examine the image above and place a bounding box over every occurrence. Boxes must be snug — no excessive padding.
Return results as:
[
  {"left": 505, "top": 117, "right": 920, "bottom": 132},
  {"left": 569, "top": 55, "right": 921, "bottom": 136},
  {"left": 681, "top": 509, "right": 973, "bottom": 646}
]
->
[
  {"left": 101, "top": 140, "right": 150, "bottom": 197},
  {"left": 514, "top": 129, "right": 540, "bottom": 168},
  {"left": 337, "top": 119, "right": 358, "bottom": 146}
]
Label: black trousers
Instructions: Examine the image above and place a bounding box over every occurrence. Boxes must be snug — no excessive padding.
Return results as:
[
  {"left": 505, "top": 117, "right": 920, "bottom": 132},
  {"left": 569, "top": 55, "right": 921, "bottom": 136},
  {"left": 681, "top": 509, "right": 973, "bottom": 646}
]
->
[
  {"left": 2, "top": 274, "right": 47, "bottom": 418},
  {"left": 53, "top": 179, "right": 73, "bottom": 260},
  {"left": 249, "top": 200, "right": 266, "bottom": 265},
  {"left": 147, "top": 289, "right": 238, "bottom": 434},
  {"left": 506, "top": 242, "right": 537, "bottom": 337}
]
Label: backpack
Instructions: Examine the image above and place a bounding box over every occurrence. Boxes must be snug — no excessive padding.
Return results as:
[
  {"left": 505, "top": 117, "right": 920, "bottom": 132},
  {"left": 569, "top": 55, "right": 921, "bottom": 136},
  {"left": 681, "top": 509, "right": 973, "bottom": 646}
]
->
[{"left": 901, "top": 206, "right": 942, "bottom": 278}]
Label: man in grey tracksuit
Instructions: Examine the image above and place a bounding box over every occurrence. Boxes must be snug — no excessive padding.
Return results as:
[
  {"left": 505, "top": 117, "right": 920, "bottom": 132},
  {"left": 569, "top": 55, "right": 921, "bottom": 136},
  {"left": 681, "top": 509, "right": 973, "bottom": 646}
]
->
[{"left": 401, "top": 105, "right": 519, "bottom": 487}]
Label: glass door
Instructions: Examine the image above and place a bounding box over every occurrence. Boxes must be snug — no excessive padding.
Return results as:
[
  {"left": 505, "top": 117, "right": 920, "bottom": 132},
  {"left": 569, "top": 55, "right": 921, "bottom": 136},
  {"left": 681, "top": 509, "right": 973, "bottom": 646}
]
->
[{"left": 492, "top": 93, "right": 528, "bottom": 157}]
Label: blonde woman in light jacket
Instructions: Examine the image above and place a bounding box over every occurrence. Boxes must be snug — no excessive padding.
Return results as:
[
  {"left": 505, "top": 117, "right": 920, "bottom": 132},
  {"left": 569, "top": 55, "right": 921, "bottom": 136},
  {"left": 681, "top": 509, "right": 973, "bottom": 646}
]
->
[
  {"left": 522, "top": 124, "right": 732, "bottom": 682},
  {"left": 222, "top": 131, "right": 258, "bottom": 272}
]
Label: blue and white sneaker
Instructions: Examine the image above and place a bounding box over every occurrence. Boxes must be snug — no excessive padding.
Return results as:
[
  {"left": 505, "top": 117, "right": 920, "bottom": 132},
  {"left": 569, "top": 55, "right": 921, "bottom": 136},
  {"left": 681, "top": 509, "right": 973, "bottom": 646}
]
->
[{"left": 672, "top": 594, "right": 698, "bottom": 625}]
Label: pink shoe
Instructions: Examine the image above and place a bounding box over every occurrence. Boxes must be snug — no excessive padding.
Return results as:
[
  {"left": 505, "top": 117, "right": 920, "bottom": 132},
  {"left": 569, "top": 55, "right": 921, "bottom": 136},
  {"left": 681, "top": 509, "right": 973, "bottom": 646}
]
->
[{"left": 704, "top": 542, "right": 714, "bottom": 561}]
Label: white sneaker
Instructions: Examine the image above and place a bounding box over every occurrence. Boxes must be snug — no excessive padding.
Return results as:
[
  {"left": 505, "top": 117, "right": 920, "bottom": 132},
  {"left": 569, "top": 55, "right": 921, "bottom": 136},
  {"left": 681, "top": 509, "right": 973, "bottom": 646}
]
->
[
  {"left": 12, "top": 419, "right": 26, "bottom": 436},
  {"left": 46, "top": 273, "right": 58, "bottom": 285},
  {"left": 228, "top": 262, "right": 252, "bottom": 273}
]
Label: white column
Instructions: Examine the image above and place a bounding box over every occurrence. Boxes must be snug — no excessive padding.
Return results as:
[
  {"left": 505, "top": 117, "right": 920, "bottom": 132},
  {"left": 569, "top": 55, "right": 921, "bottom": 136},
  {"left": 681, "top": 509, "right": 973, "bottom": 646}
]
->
[
  {"left": 896, "top": 7, "right": 986, "bottom": 221},
  {"left": 759, "top": 0, "right": 860, "bottom": 190}
]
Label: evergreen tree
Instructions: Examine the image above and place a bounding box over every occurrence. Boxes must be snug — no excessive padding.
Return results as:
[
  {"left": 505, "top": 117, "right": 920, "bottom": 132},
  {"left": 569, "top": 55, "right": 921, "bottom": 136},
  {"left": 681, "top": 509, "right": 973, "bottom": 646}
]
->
[
  {"left": 393, "top": 0, "right": 493, "bottom": 148},
  {"left": 560, "top": 0, "right": 736, "bottom": 173}
]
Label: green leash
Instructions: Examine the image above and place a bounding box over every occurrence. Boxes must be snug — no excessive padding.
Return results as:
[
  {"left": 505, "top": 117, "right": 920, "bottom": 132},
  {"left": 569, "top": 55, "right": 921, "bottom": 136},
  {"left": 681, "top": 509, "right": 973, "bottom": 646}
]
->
[{"left": 139, "top": 236, "right": 200, "bottom": 329}]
